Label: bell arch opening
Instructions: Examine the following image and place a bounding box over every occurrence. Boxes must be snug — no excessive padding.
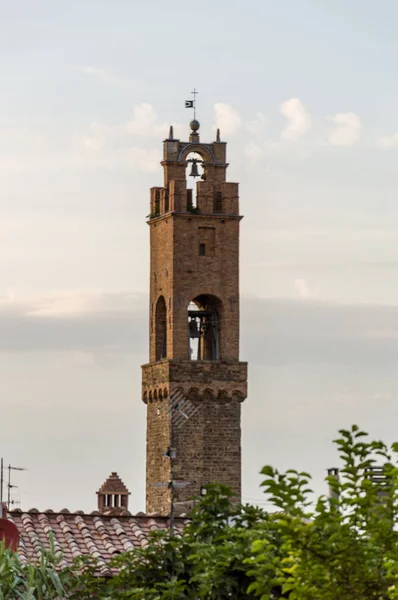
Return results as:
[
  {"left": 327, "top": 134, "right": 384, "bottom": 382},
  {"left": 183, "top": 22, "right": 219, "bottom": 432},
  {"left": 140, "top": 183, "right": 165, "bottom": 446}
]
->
[
  {"left": 155, "top": 295, "right": 167, "bottom": 360},
  {"left": 185, "top": 152, "right": 204, "bottom": 210},
  {"left": 187, "top": 294, "right": 221, "bottom": 361},
  {"left": 179, "top": 143, "right": 215, "bottom": 164}
]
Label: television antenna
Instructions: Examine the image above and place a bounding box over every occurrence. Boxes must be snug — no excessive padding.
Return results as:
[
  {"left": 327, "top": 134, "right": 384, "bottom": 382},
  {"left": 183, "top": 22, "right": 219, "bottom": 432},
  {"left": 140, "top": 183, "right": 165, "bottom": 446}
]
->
[
  {"left": 151, "top": 479, "right": 192, "bottom": 535},
  {"left": 0, "top": 459, "right": 27, "bottom": 517}
]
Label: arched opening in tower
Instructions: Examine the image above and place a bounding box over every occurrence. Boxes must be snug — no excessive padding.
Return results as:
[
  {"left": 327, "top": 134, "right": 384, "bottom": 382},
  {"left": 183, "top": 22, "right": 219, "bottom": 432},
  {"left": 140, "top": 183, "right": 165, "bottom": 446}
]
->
[
  {"left": 187, "top": 295, "right": 221, "bottom": 361},
  {"left": 155, "top": 295, "right": 167, "bottom": 360},
  {"left": 185, "top": 152, "right": 204, "bottom": 209}
]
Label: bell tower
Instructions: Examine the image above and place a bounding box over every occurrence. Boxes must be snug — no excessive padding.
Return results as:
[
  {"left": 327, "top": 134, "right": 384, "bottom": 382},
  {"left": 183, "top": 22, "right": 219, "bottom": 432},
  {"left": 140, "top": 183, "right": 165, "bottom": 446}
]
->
[{"left": 142, "top": 118, "right": 248, "bottom": 515}]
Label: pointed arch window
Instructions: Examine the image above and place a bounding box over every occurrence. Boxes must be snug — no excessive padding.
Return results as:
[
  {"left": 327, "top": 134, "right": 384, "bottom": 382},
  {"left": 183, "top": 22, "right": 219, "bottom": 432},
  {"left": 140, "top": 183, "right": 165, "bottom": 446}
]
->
[
  {"left": 155, "top": 296, "right": 167, "bottom": 360},
  {"left": 185, "top": 152, "right": 204, "bottom": 209},
  {"left": 188, "top": 295, "right": 221, "bottom": 361}
]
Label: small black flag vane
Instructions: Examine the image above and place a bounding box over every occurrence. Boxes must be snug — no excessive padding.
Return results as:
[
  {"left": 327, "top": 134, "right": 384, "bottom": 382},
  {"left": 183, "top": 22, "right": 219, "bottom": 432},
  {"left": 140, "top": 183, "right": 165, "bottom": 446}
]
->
[{"left": 185, "top": 100, "right": 194, "bottom": 108}]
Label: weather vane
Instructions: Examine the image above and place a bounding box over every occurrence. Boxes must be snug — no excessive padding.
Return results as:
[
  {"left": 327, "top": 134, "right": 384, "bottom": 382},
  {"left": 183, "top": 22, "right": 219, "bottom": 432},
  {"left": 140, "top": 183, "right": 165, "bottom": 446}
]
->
[{"left": 185, "top": 88, "right": 198, "bottom": 120}]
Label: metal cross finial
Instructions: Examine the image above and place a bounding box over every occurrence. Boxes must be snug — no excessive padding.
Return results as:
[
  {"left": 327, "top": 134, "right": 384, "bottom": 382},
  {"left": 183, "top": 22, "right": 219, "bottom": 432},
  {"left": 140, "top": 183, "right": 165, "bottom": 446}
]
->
[{"left": 191, "top": 88, "right": 198, "bottom": 120}]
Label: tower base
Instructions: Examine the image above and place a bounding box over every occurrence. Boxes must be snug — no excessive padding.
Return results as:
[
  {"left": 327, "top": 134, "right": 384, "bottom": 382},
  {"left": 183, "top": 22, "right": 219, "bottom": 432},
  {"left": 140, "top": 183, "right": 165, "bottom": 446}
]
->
[{"left": 142, "top": 360, "right": 247, "bottom": 515}]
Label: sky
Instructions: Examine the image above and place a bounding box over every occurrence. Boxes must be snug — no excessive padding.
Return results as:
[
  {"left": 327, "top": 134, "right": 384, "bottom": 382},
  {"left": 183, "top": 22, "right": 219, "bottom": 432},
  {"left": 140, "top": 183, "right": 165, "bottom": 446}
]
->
[{"left": 1, "top": 0, "right": 398, "bottom": 513}]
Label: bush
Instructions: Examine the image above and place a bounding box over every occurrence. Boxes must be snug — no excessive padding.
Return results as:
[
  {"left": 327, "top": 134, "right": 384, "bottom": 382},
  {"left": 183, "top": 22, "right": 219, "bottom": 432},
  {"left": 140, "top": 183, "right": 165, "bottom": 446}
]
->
[{"left": 2, "top": 426, "right": 398, "bottom": 599}]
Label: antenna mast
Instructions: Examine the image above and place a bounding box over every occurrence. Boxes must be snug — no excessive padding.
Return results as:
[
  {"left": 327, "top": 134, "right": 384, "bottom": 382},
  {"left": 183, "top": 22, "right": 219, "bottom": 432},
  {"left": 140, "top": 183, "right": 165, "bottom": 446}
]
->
[
  {"left": 0, "top": 458, "right": 3, "bottom": 518},
  {"left": 192, "top": 88, "right": 198, "bottom": 120},
  {"left": 0, "top": 462, "right": 27, "bottom": 512}
]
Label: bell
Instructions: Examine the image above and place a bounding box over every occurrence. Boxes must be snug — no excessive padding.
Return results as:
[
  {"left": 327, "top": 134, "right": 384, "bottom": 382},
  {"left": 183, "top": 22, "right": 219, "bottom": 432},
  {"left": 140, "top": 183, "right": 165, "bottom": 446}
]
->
[
  {"left": 189, "top": 318, "right": 200, "bottom": 338},
  {"left": 189, "top": 160, "right": 199, "bottom": 178}
]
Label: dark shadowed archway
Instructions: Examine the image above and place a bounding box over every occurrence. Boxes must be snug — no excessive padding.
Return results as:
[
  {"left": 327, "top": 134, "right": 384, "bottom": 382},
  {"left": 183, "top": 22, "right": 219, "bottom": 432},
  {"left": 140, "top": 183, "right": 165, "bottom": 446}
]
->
[
  {"left": 155, "top": 295, "right": 167, "bottom": 360},
  {"left": 188, "top": 294, "right": 222, "bottom": 361}
]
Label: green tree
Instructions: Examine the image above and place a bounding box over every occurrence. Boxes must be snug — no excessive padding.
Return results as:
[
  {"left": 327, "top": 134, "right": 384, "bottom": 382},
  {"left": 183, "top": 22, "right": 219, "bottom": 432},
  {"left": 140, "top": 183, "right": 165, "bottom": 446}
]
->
[
  {"left": 248, "top": 425, "right": 398, "bottom": 599},
  {"left": 3, "top": 426, "right": 398, "bottom": 599}
]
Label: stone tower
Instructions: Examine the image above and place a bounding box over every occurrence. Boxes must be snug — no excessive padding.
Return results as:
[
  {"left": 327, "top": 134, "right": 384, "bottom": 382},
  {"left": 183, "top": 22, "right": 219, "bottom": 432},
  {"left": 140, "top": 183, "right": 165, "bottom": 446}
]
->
[{"left": 142, "top": 119, "right": 248, "bottom": 515}]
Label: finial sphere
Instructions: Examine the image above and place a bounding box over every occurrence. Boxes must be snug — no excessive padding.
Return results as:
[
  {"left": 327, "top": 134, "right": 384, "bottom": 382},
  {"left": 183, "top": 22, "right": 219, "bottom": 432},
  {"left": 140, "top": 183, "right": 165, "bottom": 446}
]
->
[{"left": 190, "top": 119, "right": 200, "bottom": 132}]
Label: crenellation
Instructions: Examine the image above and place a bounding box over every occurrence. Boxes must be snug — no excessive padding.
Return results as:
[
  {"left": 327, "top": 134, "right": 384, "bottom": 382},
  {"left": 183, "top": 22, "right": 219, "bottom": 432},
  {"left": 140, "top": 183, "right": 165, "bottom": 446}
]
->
[
  {"left": 212, "top": 140, "right": 227, "bottom": 162},
  {"left": 169, "top": 179, "right": 187, "bottom": 212},
  {"left": 163, "top": 139, "right": 180, "bottom": 161}
]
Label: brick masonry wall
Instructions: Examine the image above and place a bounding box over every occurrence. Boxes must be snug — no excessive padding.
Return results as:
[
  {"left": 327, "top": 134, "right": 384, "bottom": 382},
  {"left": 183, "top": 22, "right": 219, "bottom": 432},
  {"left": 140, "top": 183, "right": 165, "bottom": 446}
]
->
[
  {"left": 145, "top": 399, "right": 171, "bottom": 514},
  {"left": 172, "top": 394, "right": 242, "bottom": 515},
  {"left": 144, "top": 392, "right": 243, "bottom": 516},
  {"left": 143, "top": 360, "right": 247, "bottom": 515},
  {"left": 148, "top": 214, "right": 241, "bottom": 361}
]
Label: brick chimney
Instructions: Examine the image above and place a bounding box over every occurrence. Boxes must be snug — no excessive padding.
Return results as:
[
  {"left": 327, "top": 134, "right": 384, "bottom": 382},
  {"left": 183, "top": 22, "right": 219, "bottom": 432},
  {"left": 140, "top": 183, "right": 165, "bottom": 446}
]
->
[{"left": 97, "top": 472, "right": 131, "bottom": 516}]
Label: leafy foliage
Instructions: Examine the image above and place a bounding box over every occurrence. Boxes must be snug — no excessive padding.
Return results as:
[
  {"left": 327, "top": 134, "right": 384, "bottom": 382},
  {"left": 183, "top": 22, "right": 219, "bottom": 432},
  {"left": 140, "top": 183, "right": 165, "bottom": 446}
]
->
[
  {"left": 3, "top": 426, "right": 398, "bottom": 598},
  {"left": 248, "top": 425, "right": 398, "bottom": 599},
  {"left": 186, "top": 205, "right": 200, "bottom": 214}
]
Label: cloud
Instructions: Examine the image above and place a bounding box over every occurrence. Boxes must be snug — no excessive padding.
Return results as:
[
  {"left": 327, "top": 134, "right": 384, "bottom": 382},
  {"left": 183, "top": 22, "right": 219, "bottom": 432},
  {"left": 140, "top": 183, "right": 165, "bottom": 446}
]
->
[
  {"left": 245, "top": 112, "right": 268, "bottom": 137},
  {"left": 280, "top": 98, "right": 311, "bottom": 141},
  {"left": 0, "top": 104, "right": 165, "bottom": 173},
  {"left": 214, "top": 103, "right": 241, "bottom": 136},
  {"left": 328, "top": 112, "right": 362, "bottom": 146},
  {"left": 364, "top": 329, "right": 398, "bottom": 340},
  {"left": 82, "top": 122, "right": 108, "bottom": 151},
  {"left": 76, "top": 104, "right": 167, "bottom": 171},
  {"left": 372, "top": 392, "right": 391, "bottom": 401},
  {"left": 378, "top": 132, "right": 398, "bottom": 149},
  {"left": 0, "top": 145, "right": 162, "bottom": 174},
  {"left": 0, "top": 290, "right": 147, "bottom": 354},
  {"left": 244, "top": 140, "right": 268, "bottom": 170},
  {"left": 0, "top": 290, "right": 398, "bottom": 374},
  {"left": 82, "top": 103, "right": 171, "bottom": 147},
  {"left": 68, "top": 351, "right": 96, "bottom": 367},
  {"left": 125, "top": 103, "right": 168, "bottom": 137},
  {"left": 78, "top": 103, "right": 176, "bottom": 172},
  {"left": 294, "top": 278, "right": 319, "bottom": 300},
  {"left": 79, "top": 67, "right": 138, "bottom": 88},
  {"left": 21, "top": 290, "right": 140, "bottom": 318},
  {"left": 3, "top": 292, "right": 397, "bottom": 514},
  {"left": 241, "top": 297, "right": 398, "bottom": 368},
  {"left": 334, "top": 392, "right": 358, "bottom": 407},
  {"left": 130, "top": 147, "right": 161, "bottom": 172}
]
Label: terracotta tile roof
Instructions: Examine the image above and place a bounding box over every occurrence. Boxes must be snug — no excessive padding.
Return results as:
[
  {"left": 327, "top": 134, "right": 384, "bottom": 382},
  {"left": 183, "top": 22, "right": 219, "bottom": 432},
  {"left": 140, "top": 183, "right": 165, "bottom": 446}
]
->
[
  {"left": 97, "top": 472, "right": 130, "bottom": 495},
  {"left": 8, "top": 509, "right": 186, "bottom": 575}
]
